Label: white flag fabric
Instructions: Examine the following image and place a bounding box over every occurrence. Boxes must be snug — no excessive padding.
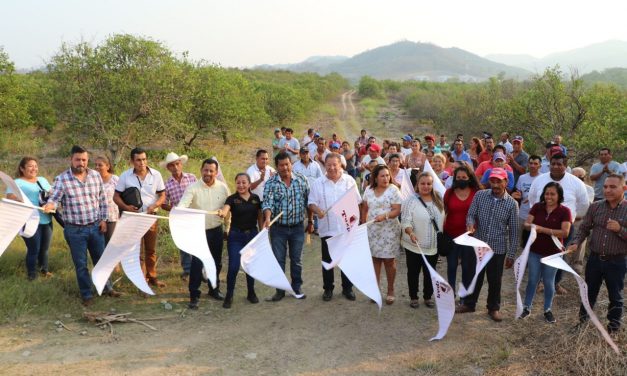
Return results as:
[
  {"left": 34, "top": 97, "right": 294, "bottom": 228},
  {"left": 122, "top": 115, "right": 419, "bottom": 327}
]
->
[
  {"left": 420, "top": 251, "right": 456, "bottom": 340},
  {"left": 327, "top": 185, "right": 361, "bottom": 234},
  {"left": 169, "top": 207, "right": 217, "bottom": 288},
  {"left": 453, "top": 232, "right": 494, "bottom": 297},
  {"left": 541, "top": 252, "right": 620, "bottom": 355},
  {"left": 398, "top": 168, "right": 415, "bottom": 201},
  {"left": 92, "top": 212, "right": 158, "bottom": 295},
  {"left": 211, "top": 156, "right": 226, "bottom": 183},
  {"left": 514, "top": 225, "right": 537, "bottom": 318},
  {"left": 0, "top": 171, "right": 39, "bottom": 238},
  {"left": 240, "top": 228, "right": 302, "bottom": 297},
  {"left": 422, "top": 159, "right": 446, "bottom": 198},
  {"left": 325, "top": 223, "right": 382, "bottom": 309},
  {"left": 0, "top": 199, "right": 39, "bottom": 257}
]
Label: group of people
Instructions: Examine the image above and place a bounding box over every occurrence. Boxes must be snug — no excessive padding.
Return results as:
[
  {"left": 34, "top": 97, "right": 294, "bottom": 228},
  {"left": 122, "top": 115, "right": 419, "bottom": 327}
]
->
[{"left": 4, "top": 128, "right": 626, "bottom": 336}]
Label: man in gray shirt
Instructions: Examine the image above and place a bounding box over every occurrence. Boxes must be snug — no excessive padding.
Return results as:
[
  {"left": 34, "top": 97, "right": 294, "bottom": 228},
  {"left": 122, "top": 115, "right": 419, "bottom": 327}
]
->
[
  {"left": 590, "top": 148, "right": 626, "bottom": 201},
  {"left": 278, "top": 128, "right": 301, "bottom": 163}
]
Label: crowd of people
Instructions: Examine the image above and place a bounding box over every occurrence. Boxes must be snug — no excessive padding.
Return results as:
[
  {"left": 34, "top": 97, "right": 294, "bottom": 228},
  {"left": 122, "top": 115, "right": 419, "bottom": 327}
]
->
[{"left": 4, "top": 127, "right": 626, "bottom": 336}]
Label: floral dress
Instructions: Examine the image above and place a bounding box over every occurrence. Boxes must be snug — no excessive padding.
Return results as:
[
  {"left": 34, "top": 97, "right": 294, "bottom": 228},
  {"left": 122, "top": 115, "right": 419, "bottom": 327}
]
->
[{"left": 363, "top": 185, "right": 402, "bottom": 258}]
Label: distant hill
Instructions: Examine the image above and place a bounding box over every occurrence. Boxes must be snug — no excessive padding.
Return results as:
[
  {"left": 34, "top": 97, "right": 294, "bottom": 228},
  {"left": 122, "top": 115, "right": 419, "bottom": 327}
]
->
[
  {"left": 257, "top": 41, "right": 531, "bottom": 82},
  {"left": 485, "top": 40, "right": 627, "bottom": 74},
  {"left": 581, "top": 67, "right": 627, "bottom": 89}
]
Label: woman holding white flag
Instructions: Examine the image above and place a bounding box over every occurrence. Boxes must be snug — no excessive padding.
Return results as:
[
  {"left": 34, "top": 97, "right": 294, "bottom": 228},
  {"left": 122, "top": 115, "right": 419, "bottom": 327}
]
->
[
  {"left": 218, "top": 173, "right": 261, "bottom": 308},
  {"left": 401, "top": 172, "right": 444, "bottom": 308},
  {"left": 6, "top": 157, "right": 54, "bottom": 280},
  {"left": 520, "top": 182, "right": 571, "bottom": 323},
  {"left": 361, "top": 165, "right": 402, "bottom": 305}
]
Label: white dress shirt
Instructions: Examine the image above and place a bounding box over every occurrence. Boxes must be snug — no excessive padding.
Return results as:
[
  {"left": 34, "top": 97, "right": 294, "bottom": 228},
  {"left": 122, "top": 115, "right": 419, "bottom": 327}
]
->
[
  {"left": 308, "top": 174, "right": 359, "bottom": 237},
  {"left": 246, "top": 163, "right": 276, "bottom": 201},
  {"left": 528, "top": 172, "right": 590, "bottom": 221}
]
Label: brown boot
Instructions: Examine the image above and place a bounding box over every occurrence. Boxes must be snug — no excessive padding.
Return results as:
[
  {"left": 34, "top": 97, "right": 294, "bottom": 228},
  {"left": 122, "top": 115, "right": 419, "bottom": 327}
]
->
[
  {"left": 455, "top": 304, "right": 475, "bottom": 314},
  {"left": 488, "top": 310, "right": 503, "bottom": 322}
]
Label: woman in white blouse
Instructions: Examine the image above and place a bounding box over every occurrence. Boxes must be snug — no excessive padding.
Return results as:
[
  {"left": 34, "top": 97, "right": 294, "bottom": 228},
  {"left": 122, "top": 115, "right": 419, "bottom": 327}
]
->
[{"left": 401, "top": 172, "right": 444, "bottom": 308}]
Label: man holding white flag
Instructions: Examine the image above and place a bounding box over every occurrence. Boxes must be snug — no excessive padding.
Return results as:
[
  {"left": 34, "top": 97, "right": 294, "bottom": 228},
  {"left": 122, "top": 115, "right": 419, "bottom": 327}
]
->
[
  {"left": 44, "top": 145, "right": 120, "bottom": 306},
  {"left": 567, "top": 173, "right": 626, "bottom": 334},
  {"left": 457, "top": 168, "right": 519, "bottom": 322},
  {"left": 178, "top": 158, "right": 230, "bottom": 309},
  {"left": 308, "top": 154, "right": 359, "bottom": 301}
]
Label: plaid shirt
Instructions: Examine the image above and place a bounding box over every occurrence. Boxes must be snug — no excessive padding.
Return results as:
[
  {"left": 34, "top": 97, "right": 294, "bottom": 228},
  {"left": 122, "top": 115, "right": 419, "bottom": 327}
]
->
[
  {"left": 466, "top": 189, "right": 520, "bottom": 258},
  {"left": 572, "top": 199, "right": 627, "bottom": 256},
  {"left": 262, "top": 172, "right": 310, "bottom": 226},
  {"left": 165, "top": 172, "right": 197, "bottom": 207},
  {"left": 49, "top": 169, "right": 108, "bottom": 225}
]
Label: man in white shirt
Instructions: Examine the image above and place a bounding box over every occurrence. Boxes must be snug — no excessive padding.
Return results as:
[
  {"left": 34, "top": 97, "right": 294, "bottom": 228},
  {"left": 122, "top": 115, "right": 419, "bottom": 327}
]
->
[
  {"left": 302, "top": 128, "right": 315, "bottom": 147},
  {"left": 114, "top": 147, "right": 166, "bottom": 288},
  {"left": 400, "top": 135, "right": 413, "bottom": 156},
  {"left": 294, "top": 147, "right": 323, "bottom": 233},
  {"left": 498, "top": 132, "right": 513, "bottom": 154},
  {"left": 246, "top": 149, "right": 275, "bottom": 202},
  {"left": 308, "top": 154, "right": 358, "bottom": 301},
  {"left": 528, "top": 153, "right": 590, "bottom": 293},
  {"left": 359, "top": 143, "right": 385, "bottom": 180}
]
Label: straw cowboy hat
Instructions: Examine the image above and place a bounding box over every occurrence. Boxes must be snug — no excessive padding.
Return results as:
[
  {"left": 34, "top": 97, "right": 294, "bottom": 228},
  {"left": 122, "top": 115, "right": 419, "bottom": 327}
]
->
[{"left": 159, "top": 152, "right": 189, "bottom": 168}]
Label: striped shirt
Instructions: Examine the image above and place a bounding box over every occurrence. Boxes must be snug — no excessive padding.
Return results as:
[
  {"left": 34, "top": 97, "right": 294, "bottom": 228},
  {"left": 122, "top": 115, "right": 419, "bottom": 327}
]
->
[
  {"left": 262, "top": 172, "right": 310, "bottom": 226},
  {"left": 572, "top": 199, "right": 627, "bottom": 256},
  {"left": 48, "top": 169, "right": 108, "bottom": 225},
  {"left": 164, "top": 172, "right": 197, "bottom": 207},
  {"left": 466, "top": 189, "right": 520, "bottom": 258}
]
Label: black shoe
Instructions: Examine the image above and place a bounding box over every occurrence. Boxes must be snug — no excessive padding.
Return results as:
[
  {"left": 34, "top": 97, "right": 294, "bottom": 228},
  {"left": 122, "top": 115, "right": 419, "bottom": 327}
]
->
[
  {"left": 267, "top": 291, "right": 285, "bottom": 302},
  {"left": 519, "top": 307, "right": 530, "bottom": 319},
  {"left": 27, "top": 273, "right": 37, "bottom": 281},
  {"left": 208, "top": 288, "right": 225, "bottom": 301},
  {"left": 247, "top": 293, "right": 259, "bottom": 304},
  {"left": 544, "top": 310, "right": 556, "bottom": 324},
  {"left": 222, "top": 296, "right": 232, "bottom": 309},
  {"left": 342, "top": 289, "right": 356, "bottom": 301},
  {"left": 293, "top": 289, "right": 306, "bottom": 299},
  {"left": 188, "top": 298, "right": 199, "bottom": 310},
  {"left": 322, "top": 289, "right": 333, "bottom": 301}
]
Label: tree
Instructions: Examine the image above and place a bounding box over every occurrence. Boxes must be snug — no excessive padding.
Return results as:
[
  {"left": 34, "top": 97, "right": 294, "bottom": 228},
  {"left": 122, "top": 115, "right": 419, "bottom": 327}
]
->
[
  {"left": 0, "top": 48, "right": 31, "bottom": 131},
  {"left": 48, "top": 34, "right": 185, "bottom": 163},
  {"left": 358, "top": 76, "right": 383, "bottom": 98}
]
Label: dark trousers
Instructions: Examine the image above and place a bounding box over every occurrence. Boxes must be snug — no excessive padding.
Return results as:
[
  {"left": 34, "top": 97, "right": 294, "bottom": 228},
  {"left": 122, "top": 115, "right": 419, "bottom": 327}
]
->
[
  {"left": 406, "top": 249, "right": 438, "bottom": 300},
  {"left": 226, "top": 228, "right": 256, "bottom": 297},
  {"left": 189, "top": 226, "right": 223, "bottom": 299},
  {"left": 321, "top": 236, "right": 353, "bottom": 291},
  {"left": 465, "top": 253, "right": 506, "bottom": 311},
  {"left": 446, "top": 242, "right": 475, "bottom": 299},
  {"left": 579, "top": 253, "right": 626, "bottom": 331}
]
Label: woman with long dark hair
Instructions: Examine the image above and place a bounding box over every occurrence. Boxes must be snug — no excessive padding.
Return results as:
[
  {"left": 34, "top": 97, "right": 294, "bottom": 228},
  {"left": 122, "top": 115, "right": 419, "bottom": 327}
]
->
[
  {"left": 520, "top": 182, "right": 571, "bottom": 323},
  {"left": 443, "top": 164, "right": 480, "bottom": 301},
  {"left": 361, "top": 165, "right": 402, "bottom": 304},
  {"left": 6, "top": 157, "right": 53, "bottom": 280},
  {"left": 401, "top": 172, "right": 444, "bottom": 308}
]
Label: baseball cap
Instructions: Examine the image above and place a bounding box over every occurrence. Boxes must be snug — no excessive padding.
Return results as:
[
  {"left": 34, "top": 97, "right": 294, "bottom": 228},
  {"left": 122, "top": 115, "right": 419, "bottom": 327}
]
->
[
  {"left": 545, "top": 141, "right": 556, "bottom": 148},
  {"left": 483, "top": 131, "right": 493, "bottom": 139},
  {"left": 549, "top": 145, "right": 563, "bottom": 156},
  {"left": 274, "top": 128, "right": 281, "bottom": 133},
  {"left": 424, "top": 135, "right": 435, "bottom": 142},
  {"left": 489, "top": 168, "right": 508, "bottom": 180},
  {"left": 369, "top": 143, "right": 382, "bottom": 152},
  {"left": 330, "top": 142, "right": 341, "bottom": 149},
  {"left": 493, "top": 152, "right": 506, "bottom": 161},
  {"left": 314, "top": 132, "right": 321, "bottom": 137},
  {"left": 299, "top": 147, "right": 308, "bottom": 154},
  {"left": 512, "top": 136, "right": 524, "bottom": 143},
  {"left": 402, "top": 135, "right": 412, "bottom": 141}
]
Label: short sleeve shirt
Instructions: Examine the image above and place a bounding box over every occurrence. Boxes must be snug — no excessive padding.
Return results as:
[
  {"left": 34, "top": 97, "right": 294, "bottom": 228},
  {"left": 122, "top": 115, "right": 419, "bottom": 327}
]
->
[
  {"left": 12, "top": 177, "right": 52, "bottom": 224},
  {"left": 115, "top": 167, "right": 165, "bottom": 212},
  {"left": 529, "top": 203, "right": 572, "bottom": 256},
  {"left": 225, "top": 193, "right": 261, "bottom": 231}
]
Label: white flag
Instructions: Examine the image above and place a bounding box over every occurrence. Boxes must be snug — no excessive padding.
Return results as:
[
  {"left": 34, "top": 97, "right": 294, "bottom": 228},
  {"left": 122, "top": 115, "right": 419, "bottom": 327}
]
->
[
  {"left": 0, "top": 171, "right": 39, "bottom": 238},
  {"left": 420, "top": 251, "right": 456, "bottom": 340},
  {"left": 240, "top": 229, "right": 302, "bottom": 297},
  {"left": 541, "top": 252, "right": 620, "bottom": 355},
  {"left": 0, "top": 199, "right": 39, "bottom": 257},
  {"left": 453, "top": 232, "right": 494, "bottom": 297},
  {"left": 325, "top": 223, "right": 382, "bottom": 309},
  {"left": 327, "top": 185, "right": 361, "bottom": 234},
  {"left": 398, "top": 168, "right": 415, "bottom": 201},
  {"left": 514, "top": 226, "right": 537, "bottom": 318},
  {"left": 92, "top": 212, "right": 157, "bottom": 295},
  {"left": 422, "top": 159, "right": 446, "bottom": 198},
  {"left": 169, "top": 207, "right": 217, "bottom": 288}
]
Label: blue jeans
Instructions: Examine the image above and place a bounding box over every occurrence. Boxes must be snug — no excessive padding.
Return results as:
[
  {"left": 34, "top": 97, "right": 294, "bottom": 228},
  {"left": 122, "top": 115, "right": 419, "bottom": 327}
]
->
[
  {"left": 63, "top": 223, "right": 112, "bottom": 299},
  {"left": 22, "top": 222, "right": 53, "bottom": 277},
  {"left": 524, "top": 252, "right": 558, "bottom": 312},
  {"left": 579, "top": 253, "right": 626, "bottom": 331},
  {"left": 189, "top": 226, "right": 223, "bottom": 299},
  {"left": 446, "top": 241, "right": 475, "bottom": 300},
  {"left": 226, "top": 228, "right": 257, "bottom": 297},
  {"left": 269, "top": 223, "right": 305, "bottom": 293}
]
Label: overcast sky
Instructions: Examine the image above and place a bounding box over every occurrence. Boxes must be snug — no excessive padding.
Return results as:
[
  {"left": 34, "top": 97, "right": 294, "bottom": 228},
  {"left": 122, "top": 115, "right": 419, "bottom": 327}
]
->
[{"left": 2, "top": 0, "right": 626, "bottom": 69}]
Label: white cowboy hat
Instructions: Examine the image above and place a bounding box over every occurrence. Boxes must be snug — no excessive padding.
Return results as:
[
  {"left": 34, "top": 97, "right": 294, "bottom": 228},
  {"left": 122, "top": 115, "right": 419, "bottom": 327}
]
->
[{"left": 159, "top": 152, "right": 189, "bottom": 168}]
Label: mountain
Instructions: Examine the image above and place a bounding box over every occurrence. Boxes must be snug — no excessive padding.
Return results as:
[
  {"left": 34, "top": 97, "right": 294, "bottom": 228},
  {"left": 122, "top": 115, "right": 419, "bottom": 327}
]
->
[
  {"left": 581, "top": 67, "right": 627, "bottom": 89},
  {"left": 485, "top": 40, "right": 627, "bottom": 74},
  {"left": 256, "top": 41, "right": 531, "bottom": 82}
]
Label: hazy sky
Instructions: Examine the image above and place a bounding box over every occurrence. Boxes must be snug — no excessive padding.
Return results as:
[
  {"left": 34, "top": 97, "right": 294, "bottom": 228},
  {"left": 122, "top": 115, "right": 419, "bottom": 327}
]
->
[{"left": 2, "top": 0, "right": 626, "bottom": 69}]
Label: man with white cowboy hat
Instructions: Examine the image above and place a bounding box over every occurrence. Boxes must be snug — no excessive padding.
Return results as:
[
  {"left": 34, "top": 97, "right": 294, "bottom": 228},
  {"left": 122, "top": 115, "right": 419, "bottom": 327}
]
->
[{"left": 160, "top": 152, "right": 197, "bottom": 280}]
